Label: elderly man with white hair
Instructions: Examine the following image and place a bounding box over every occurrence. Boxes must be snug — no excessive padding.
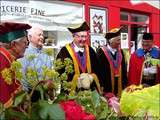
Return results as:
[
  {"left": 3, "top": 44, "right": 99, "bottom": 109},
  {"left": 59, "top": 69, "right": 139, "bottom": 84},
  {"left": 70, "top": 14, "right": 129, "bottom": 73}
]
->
[
  {"left": 97, "top": 27, "right": 128, "bottom": 98},
  {"left": 18, "top": 24, "right": 52, "bottom": 94}
]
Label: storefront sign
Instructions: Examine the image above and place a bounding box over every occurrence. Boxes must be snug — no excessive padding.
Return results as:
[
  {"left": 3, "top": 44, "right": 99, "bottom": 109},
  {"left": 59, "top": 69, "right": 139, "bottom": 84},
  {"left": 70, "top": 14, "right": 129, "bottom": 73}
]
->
[{"left": 1, "top": 1, "right": 84, "bottom": 31}]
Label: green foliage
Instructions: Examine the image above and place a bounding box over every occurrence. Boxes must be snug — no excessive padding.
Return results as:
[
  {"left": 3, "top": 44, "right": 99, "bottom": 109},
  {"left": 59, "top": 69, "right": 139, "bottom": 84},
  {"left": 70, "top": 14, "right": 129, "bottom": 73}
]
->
[
  {"left": 32, "top": 100, "right": 65, "bottom": 120},
  {"left": 42, "top": 66, "right": 60, "bottom": 81},
  {"left": 26, "top": 67, "right": 39, "bottom": 87},
  {"left": 11, "top": 61, "right": 23, "bottom": 81},
  {"left": 54, "top": 58, "right": 65, "bottom": 70},
  {"left": 1, "top": 57, "right": 73, "bottom": 119},
  {"left": 43, "top": 48, "right": 54, "bottom": 56},
  {"left": 74, "top": 90, "right": 114, "bottom": 119},
  {"left": 150, "top": 58, "right": 160, "bottom": 66},
  {"left": 91, "top": 90, "right": 100, "bottom": 108},
  {"left": 14, "top": 92, "right": 27, "bottom": 107},
  {"left": 1, "top": 55, "right": 118, "bottom": 119},
  {"left": 10, "top": 60, "right": 22, "bottom": 71},
  {"left": 26, "top": 54, "right": 36, "bottom": 61},
  {"left": 0, "top": 102, "right": 5, "bottom": 120},
  {"left": 120, "top": 84, "right": 160, "bottom": 119},
  {"left": 60, "top": 73, "right": 68, "bottom": 81},
  {"left": 5, "top": 108, "right": 28, "bottom": 120},
  {"left": 1, "top": 61, "right": 23, "bottom": 85},
  {"left": 64, "top": 58, "right": 74, "bottom": 73}
]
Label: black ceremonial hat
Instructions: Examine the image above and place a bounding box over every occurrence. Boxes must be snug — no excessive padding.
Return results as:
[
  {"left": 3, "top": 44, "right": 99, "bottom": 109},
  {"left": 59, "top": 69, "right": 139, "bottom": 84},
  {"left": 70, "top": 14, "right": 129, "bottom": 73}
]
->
[
  {"left": 105, "top": 27, "right": 122, "bottom": 40},
  {"left": 68, "top": 21, "right": 90, "bottom": 33},
  {"left": 142, "top": 33, "right": 153, "bottom": 40}
]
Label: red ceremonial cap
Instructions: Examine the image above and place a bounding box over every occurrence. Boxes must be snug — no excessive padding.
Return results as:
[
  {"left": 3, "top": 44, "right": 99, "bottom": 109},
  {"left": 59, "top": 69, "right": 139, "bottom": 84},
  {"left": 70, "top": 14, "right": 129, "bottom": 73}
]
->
[{"left": 0, "top": 22, "right": 31, "bottom": 43}]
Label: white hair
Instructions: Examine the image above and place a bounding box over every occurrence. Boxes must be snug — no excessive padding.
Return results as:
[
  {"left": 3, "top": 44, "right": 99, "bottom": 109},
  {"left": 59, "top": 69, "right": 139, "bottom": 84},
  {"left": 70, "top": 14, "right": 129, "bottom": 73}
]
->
[{"left": 27, "top": 23, "right": 43, "bottom": 37}]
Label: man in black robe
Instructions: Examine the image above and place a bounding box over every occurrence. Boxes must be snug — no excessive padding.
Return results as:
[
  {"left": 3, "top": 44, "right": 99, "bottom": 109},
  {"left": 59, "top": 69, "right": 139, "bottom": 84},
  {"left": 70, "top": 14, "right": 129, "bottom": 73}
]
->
[
  {"left": 56, "top": 21, "right": 103, "bottom": 95},
  {"left": 97, "top": 27, "right": 128, "bottom": 97}
]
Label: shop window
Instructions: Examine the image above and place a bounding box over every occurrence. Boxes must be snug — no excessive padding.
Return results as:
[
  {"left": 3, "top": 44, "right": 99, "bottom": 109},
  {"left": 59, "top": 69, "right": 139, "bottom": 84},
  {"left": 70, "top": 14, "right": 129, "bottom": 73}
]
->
[
  {"left": 120, "top": 11, "right": 149, "bottom": 53},
  {"left": 120, "top": 12, "right": 129, "bottom": 21},
  {"left": 131, "top": 13, "right": 148, "bottom": 23}
]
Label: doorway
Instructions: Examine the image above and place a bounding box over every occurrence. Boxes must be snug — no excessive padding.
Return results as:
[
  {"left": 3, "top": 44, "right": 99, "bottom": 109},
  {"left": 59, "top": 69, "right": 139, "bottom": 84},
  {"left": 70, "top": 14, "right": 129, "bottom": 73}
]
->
[
  {"left": 120, "top": 11, "right": 149, "bottom": 53},
  {"left": 131, "top": 24, "right": 147, "bottom": 51}
]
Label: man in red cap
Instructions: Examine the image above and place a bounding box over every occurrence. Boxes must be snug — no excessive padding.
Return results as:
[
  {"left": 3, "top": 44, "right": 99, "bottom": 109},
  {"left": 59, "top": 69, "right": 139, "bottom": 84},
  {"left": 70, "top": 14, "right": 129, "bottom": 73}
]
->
[
  {"left": 128, "top": 33, "right": 160, "bottom": 86},
  {"left": 0, "top": 22, "right": 31, "bottom": 108},
  {"left": 56, "top": 21, "right": 103, "bottom": 95},
  {"left": 97, "top": 27, "right": 128, "bottom": 97}
]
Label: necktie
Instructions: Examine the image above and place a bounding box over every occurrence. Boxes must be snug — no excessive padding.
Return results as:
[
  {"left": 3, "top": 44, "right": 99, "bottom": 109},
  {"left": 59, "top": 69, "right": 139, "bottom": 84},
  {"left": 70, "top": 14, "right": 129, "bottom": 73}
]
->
[
  {"left": 78, "top": 51, "right": 83, "bottom": 57},
  {"left": 78, "top": 51, "right": 85, "bottom": 68}
]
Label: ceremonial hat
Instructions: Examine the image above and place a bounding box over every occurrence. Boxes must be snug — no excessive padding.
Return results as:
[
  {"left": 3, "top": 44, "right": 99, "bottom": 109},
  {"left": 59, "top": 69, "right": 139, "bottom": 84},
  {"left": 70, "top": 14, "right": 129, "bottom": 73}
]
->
[
  {"left": 68, "top": 21, "right": 90, "bottom": 33},
  {"left": 0, "top": 22, "right": 31, "bottom": 43},
  {"left": 142, "top": 33, "right": 153, "bottom": 40},
  {"left": 105, "top": 27, "right": 122, "bottom": 40}
]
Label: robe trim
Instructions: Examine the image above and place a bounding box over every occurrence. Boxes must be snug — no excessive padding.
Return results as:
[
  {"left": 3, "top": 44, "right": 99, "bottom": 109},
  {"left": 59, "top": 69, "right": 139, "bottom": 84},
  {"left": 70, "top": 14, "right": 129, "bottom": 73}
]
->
[
  {"left": 70, "top": 44, "right": 87, "bottom": 73},
  {"left": 135, "top": 52, "right": 145, "bottom": 85},
  {"left": 0, "top": 47, "right": 13, "bottom": 64},
  {"left": 0, "top": 47, "right": 22, "bottom": 108},
  {"left": 102, "top": 46, "right": 122, "bottom": 76},
  {"left": 102, "top": 47, "right": 122, "bottom": 96},
  {"left": 4, "top": 84, "right": 21, "bottom": 108},
  {"left": 140, "top": 62, "right": 145, "bottom": 84},
  {"left": 66, "top": 44, "right": 101, "bottom": 95}
]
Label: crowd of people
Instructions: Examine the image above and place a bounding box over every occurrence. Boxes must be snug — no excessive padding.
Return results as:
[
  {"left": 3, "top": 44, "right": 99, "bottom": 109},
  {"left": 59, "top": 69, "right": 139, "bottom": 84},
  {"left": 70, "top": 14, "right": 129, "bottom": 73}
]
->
[{"left": 0, "top": 21, "right": 160, "bottom": 108}]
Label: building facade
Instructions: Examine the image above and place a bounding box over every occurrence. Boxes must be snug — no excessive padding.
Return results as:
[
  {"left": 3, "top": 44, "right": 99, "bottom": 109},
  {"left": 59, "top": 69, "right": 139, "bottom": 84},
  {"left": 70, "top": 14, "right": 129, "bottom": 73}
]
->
[
  {"left": 66, "top": 0, "right": 160, "bottom": 51},
  {"left": 1, "top": 0, "right": 159, "bottom": 55}
]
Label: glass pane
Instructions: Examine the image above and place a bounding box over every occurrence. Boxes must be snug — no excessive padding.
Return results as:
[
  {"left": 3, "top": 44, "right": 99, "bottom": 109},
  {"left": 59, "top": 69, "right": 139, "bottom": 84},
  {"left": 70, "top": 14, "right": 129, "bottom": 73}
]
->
[
  {"left": 131, "top": 13, "right": 149, "bottom": 23},
  {"left": 120, "top": 12, "right": 128, "bottom": 21}
]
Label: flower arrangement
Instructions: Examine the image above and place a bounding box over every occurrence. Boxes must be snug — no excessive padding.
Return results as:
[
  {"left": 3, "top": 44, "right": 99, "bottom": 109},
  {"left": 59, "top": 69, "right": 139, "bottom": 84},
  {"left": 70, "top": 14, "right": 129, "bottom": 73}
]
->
[
  {"left": 1, "top": 48, "right": 158, "bottom": 119},
  {"left": 0, "top": 48, "right": 118, "bottom": 120}
]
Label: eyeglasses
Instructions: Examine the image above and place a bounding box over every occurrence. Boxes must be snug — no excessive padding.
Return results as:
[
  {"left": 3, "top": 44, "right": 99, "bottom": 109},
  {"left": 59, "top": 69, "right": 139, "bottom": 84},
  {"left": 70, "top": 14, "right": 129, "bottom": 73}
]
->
[{"left": 74, "top": 34, "right": 88, "bottom": 39}]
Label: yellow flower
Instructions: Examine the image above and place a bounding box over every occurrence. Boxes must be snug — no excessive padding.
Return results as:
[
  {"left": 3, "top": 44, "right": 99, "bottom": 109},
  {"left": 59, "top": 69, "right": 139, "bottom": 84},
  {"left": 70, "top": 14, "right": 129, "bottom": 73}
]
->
[{"left": 43, "top": 48, "right": 54, "bottom": 56}]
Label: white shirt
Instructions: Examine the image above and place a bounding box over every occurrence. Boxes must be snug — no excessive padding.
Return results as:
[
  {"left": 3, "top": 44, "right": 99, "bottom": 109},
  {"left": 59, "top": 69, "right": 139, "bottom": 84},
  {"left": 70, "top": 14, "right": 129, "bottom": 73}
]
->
[
  {"left": 107, "top": 45, "right": 117, "bottom": 55},
  {"left": 73, "top": 42, "right": 85, "bottom": 53}
]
